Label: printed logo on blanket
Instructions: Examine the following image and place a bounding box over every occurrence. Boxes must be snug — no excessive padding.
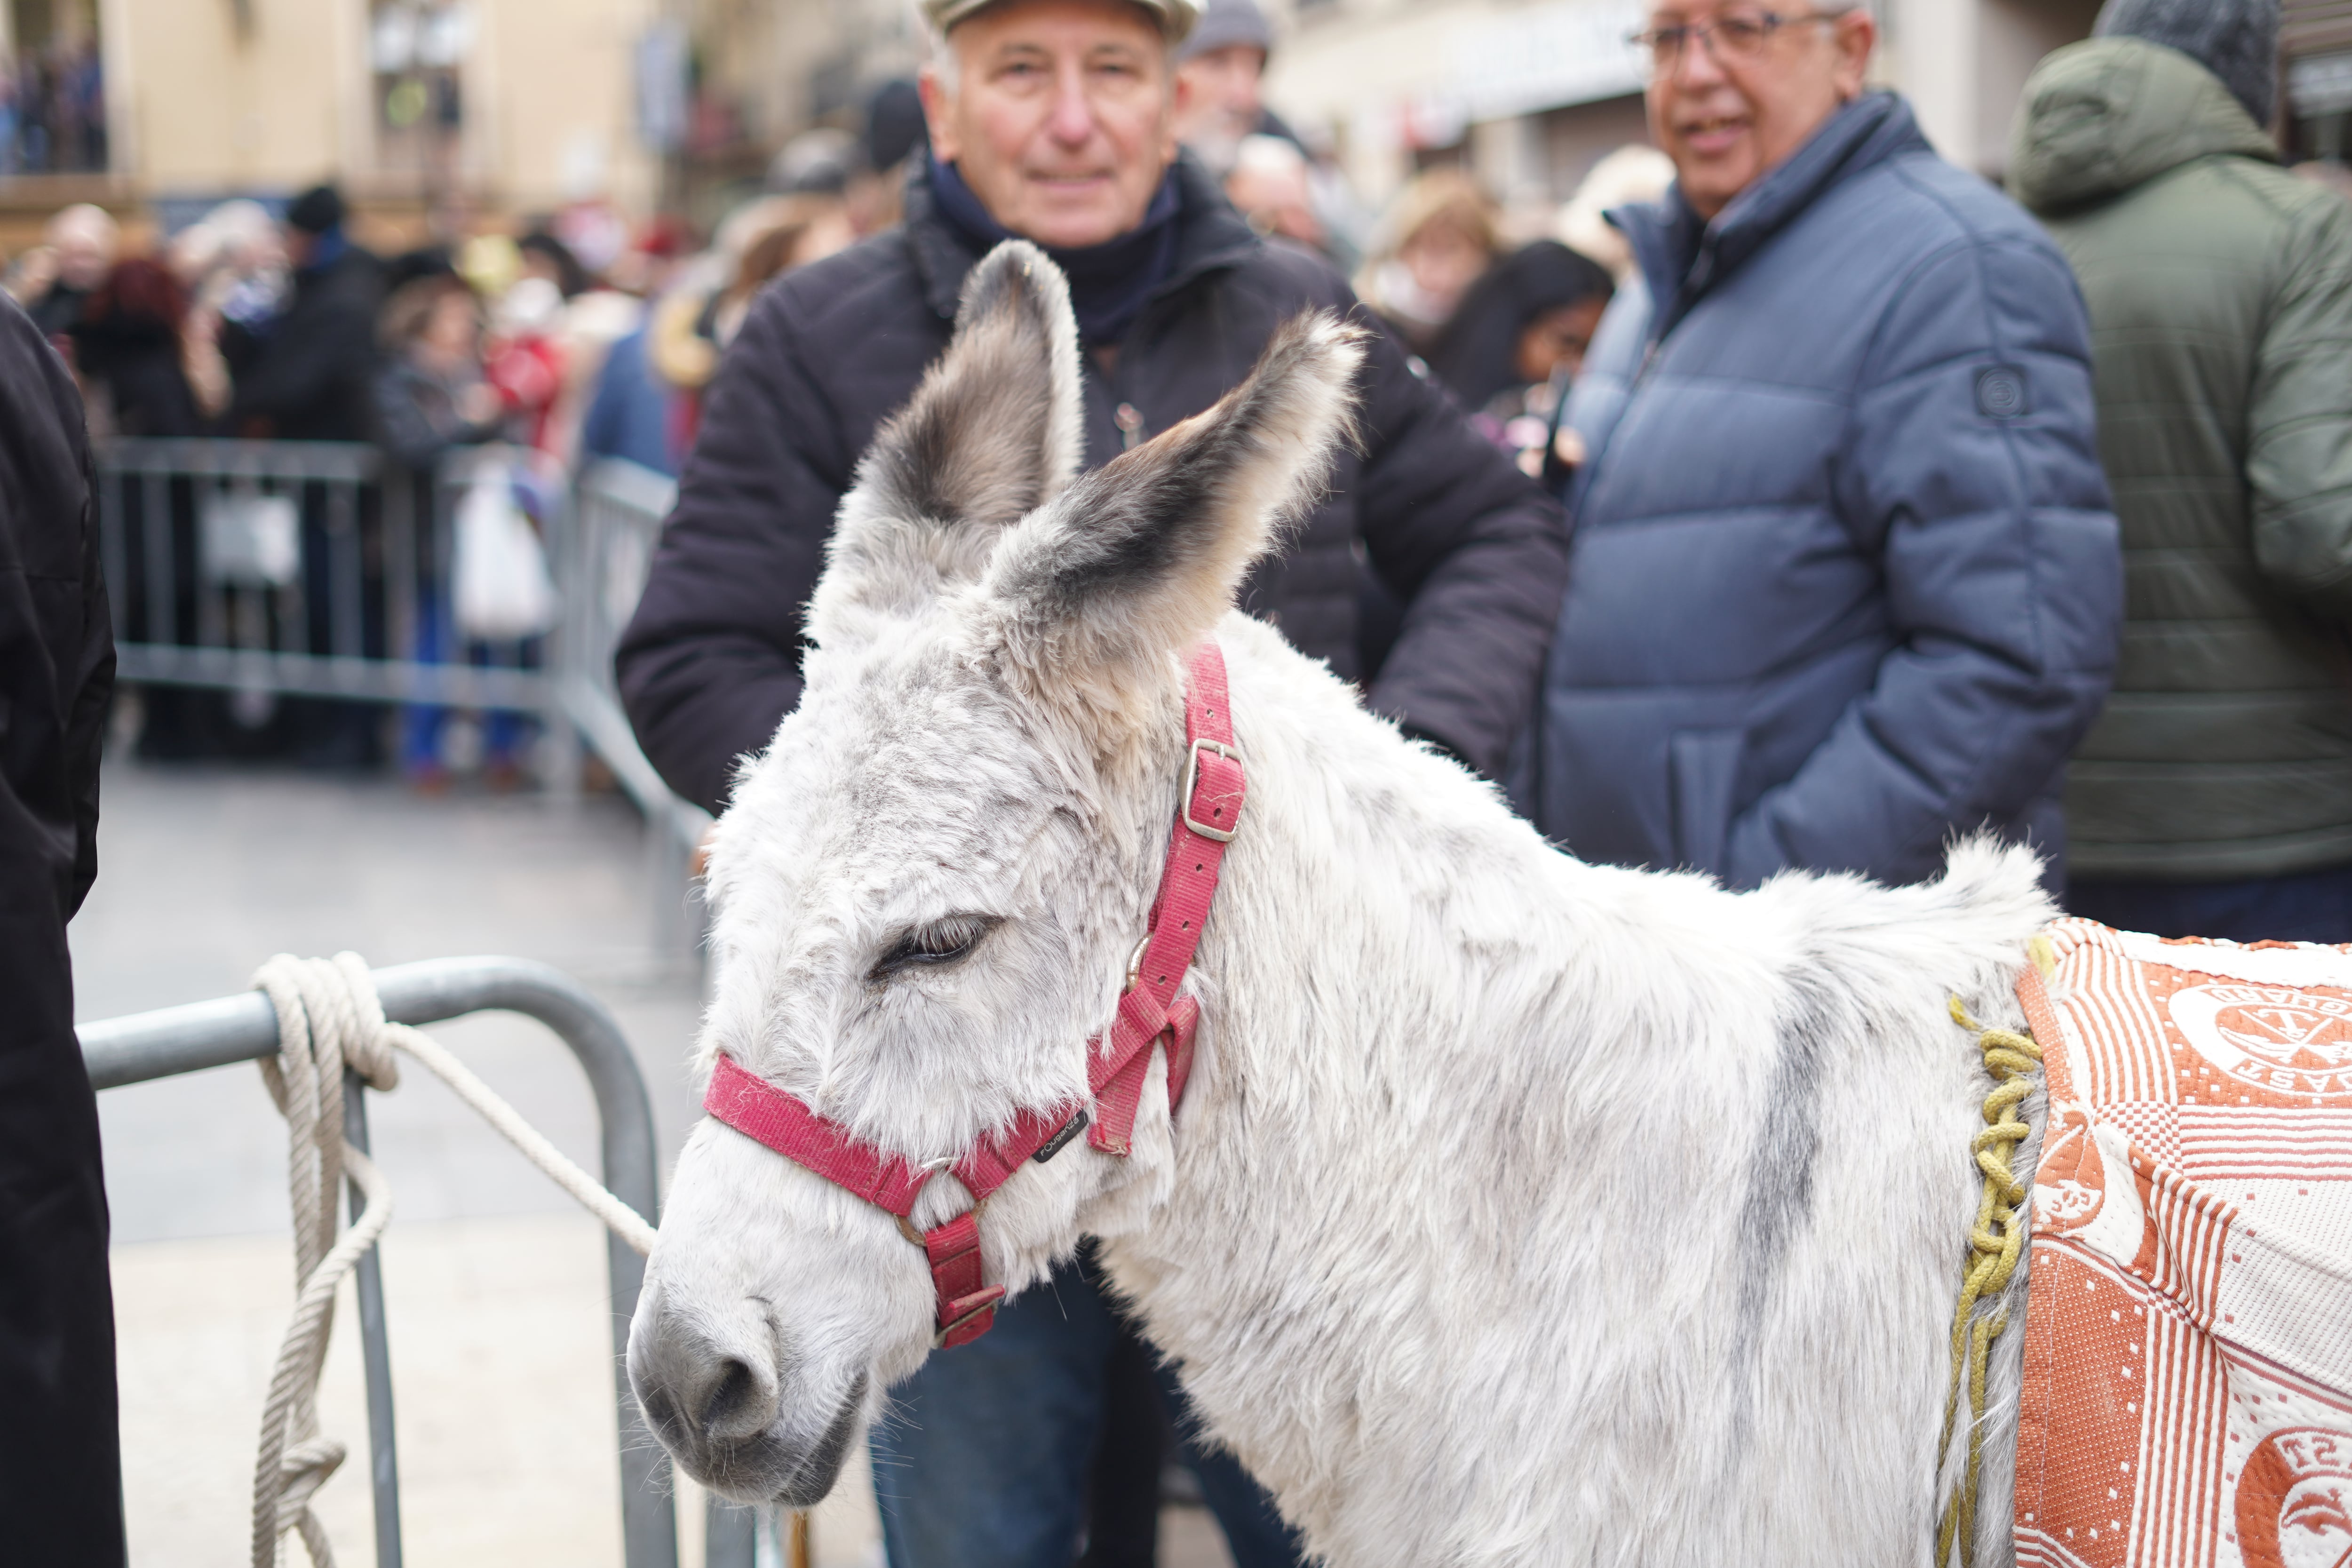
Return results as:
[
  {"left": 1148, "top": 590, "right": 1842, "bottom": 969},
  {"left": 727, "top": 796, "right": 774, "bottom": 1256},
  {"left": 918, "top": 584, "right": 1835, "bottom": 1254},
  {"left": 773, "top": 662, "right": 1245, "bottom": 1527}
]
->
[{"left": 2012, "top": 920, "right": 2352, "bottom": 1568}]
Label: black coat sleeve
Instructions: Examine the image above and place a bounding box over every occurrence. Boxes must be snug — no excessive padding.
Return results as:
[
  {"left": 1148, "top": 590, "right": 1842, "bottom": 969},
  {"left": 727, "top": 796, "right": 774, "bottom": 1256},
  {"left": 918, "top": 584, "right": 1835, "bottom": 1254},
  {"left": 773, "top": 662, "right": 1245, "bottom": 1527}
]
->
[
  {"left": 1350, "top": 308, "right": 1571, "bottom": 777},
  {"left": 615, "top": 288, "right": 848, "bottom": 814}
]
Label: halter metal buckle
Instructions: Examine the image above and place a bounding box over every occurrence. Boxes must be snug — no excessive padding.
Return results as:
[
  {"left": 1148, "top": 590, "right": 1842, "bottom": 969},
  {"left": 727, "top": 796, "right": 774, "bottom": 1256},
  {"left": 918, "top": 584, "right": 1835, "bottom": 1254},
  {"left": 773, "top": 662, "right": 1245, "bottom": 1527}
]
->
[{"left": 1182, "top": 738, "right": 1241, "bottom": 844}]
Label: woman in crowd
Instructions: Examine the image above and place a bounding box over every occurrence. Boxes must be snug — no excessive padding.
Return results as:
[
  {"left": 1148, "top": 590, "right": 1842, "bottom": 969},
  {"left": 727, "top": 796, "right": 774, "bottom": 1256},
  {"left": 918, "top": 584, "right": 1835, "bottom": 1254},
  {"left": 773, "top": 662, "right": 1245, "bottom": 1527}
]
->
[
  {"left": 372, "top": 271, "right": 527, "bottom": 790},
  {"left": 1354, "top": 168, "right": 1502, "bottom": 353},
  {"left": 1425, "top": 239, "right": 1614, "bottom": 478}
]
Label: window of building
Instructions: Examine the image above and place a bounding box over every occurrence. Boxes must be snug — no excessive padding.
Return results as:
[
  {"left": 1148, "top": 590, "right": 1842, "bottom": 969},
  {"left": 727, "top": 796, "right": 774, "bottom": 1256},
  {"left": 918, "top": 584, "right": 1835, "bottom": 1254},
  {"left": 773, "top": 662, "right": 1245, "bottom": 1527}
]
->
[
  {"left": 4, "top": 0, "right": 106, "bottom": 175},
  {"left": 370, "top": 0, "right": 470, "bottom": 179}
]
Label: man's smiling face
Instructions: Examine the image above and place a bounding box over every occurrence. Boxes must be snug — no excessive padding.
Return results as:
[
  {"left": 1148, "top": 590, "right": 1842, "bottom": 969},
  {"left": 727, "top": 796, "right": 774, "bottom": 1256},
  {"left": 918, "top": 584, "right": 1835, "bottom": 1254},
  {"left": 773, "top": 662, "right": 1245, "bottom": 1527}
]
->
[
  {"left": 1641, "top": 4, "right": 1874, "bottom": 221},
  {"left": 923, "top": 0, "right": 1186, "bottom": 250}
]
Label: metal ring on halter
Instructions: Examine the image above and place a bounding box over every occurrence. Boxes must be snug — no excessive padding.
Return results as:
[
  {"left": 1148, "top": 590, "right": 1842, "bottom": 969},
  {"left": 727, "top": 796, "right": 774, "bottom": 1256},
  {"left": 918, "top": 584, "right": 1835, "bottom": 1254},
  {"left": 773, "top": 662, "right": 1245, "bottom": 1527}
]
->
[{"left": 1123, "top": 934, "right": 1151, "bottom": 995}]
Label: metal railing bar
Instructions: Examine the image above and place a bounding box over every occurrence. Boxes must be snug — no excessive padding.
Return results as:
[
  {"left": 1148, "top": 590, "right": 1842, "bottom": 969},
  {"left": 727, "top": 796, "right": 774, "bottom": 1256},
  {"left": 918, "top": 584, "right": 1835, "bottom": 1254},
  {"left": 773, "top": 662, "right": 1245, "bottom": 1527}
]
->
[
  {"left": 141, "top": 469, "right": 174, "bottom": 649},
  {"left": 342, "top": 1073, "right": 404, "bottom": 1568},
  {"left": 101, "top": 438, "right": 381, "bottom": 483},
  {"left": 563, "top": 676, "right": 713, "bottom": 853},
  {"left": 99, "top": 467, "right": 128, "bottom": 645},
  {"left": 112, "top": 644, "right": 548, "bottom": 708},
  {"left": 79, "top": 956, "right": 679, "bottom": 1568},
  {"left": 330, "top": 481, "right": 364, "bottom": 661}
]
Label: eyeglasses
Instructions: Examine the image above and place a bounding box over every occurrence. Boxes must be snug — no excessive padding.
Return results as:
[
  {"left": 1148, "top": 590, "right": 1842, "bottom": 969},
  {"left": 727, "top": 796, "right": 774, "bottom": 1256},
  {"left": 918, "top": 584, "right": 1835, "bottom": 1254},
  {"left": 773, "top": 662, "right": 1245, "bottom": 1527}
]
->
[{"left": 1626, "top": 10, "right": 1837, "bottom": 72}]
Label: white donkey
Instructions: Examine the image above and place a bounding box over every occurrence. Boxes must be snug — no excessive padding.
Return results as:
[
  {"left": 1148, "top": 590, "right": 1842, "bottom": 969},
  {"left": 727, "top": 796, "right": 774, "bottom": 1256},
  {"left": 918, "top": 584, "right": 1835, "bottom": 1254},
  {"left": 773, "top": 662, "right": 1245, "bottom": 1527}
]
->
[{"left": 629, "top": 241, "right": 2050, "bottom": 1567}]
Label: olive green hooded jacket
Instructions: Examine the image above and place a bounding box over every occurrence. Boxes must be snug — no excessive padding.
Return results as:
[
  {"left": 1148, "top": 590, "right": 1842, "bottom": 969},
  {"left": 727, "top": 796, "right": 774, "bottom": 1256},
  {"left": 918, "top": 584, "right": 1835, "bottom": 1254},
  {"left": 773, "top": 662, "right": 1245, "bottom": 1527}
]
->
[{"left": 2013, "top": 37, "right": 2352, "bottom": 880}]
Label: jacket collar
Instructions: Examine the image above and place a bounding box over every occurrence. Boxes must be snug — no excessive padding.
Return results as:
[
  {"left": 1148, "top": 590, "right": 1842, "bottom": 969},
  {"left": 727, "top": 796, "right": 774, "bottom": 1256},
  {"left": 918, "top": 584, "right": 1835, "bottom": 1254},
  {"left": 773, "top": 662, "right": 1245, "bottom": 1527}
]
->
[
  {"left": 1614, "top": 91, "right": 1931, "bottom": 341},
  {"left": 904, "top": 150, "right": 1261, "bottom": 331}
]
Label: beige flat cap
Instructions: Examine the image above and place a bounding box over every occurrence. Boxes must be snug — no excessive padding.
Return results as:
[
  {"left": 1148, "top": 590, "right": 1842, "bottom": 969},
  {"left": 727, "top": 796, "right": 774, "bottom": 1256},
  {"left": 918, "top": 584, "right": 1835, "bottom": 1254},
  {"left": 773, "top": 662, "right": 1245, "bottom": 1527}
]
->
[{"left": 923, "top": 0, "right": 1201, "bottom": 42}]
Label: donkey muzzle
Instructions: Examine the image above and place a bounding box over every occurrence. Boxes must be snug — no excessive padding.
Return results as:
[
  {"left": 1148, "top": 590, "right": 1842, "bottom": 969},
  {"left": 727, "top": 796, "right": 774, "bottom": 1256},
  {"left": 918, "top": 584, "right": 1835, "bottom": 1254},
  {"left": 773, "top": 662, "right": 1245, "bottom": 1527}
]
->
[{"left": 628, "top": 1289, "right": 867, "bottom": 1507}]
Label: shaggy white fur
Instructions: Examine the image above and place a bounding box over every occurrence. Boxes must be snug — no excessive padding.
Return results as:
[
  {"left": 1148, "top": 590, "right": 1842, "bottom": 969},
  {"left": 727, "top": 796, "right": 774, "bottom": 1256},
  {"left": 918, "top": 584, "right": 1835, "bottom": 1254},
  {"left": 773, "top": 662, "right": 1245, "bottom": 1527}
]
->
[{"left": 630, "top": 241, "right": 2051, "bottom": 1566}]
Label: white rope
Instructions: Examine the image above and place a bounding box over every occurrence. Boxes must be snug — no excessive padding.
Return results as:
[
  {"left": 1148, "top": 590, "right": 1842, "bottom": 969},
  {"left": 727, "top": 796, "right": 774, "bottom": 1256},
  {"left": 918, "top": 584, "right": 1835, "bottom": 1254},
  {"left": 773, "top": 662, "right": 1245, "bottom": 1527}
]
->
[{"left": 248, "top": 952, "right": 657, "bottom": 1568}]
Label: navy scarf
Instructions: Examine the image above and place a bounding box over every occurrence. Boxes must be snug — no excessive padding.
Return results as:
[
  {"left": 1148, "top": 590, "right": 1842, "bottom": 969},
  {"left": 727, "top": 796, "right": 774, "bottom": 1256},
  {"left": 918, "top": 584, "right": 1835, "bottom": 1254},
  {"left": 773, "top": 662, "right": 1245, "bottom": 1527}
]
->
[{"left": 928, "top": 155, "right": 1182, "bottom": 346}]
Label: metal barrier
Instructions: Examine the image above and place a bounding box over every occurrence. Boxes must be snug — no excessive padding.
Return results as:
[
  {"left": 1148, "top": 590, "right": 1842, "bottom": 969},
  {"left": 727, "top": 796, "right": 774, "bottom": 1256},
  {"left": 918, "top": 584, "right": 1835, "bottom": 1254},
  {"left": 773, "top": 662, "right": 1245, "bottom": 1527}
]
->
[
  {"left": 79, "top": 958, "right": 686, "bottom": 1568},
  {"left": 93, "top": 440, "right": 714, "bottom": 943}
]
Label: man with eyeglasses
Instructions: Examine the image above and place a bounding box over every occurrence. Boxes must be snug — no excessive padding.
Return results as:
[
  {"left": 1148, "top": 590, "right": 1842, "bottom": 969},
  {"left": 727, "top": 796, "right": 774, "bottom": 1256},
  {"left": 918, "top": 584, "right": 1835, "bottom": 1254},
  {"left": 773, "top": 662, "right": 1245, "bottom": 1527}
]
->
[{"left": 1523, "top": 2, "right": 2122, "bottom": 894}]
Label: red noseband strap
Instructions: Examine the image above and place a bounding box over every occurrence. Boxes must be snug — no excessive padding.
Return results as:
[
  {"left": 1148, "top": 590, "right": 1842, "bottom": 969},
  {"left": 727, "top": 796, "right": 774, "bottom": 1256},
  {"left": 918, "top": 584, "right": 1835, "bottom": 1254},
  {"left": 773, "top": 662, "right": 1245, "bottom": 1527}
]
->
[{"left": 701, "top": 642, "right": 1245, "bottom": 1348}]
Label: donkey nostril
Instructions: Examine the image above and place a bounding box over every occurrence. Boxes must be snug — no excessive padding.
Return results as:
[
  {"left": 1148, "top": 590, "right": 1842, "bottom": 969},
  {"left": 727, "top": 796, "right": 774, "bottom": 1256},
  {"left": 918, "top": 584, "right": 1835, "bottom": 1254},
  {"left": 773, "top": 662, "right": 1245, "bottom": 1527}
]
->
[{"left": 701, "top": 1357, "right": 772, "bottom": 1445}]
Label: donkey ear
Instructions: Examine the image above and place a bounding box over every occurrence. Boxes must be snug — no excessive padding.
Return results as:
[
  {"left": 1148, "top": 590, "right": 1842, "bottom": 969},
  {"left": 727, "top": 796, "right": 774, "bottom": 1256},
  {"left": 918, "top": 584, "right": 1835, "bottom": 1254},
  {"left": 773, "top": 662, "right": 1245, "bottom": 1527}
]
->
[
  {"left": 980, "top": 310, "right": 1364, "bottom": 711},
  {"left": 811, "top": 240, "right": 1082, "bottom": 630}
]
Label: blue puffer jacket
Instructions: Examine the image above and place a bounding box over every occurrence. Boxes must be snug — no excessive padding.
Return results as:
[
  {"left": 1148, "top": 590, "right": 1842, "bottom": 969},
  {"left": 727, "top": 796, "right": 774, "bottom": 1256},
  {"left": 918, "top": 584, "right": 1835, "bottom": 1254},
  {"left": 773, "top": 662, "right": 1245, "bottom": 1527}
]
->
[{"left": 1532, "top": 93, "right": 2121, "bottom": 889}]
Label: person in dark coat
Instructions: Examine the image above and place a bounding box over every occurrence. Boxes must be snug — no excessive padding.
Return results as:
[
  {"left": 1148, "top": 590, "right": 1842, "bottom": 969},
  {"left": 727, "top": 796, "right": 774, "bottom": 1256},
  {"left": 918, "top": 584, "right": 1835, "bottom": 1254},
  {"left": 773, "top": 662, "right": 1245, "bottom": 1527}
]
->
[
  {"left": 222, "top": 184, "right": 384, "bottom": 443},
  {"left": 1529, "top": 0, "right": 2121, "bottom": 890},
  {"left": 615, "top": 0, "right": 1567, "bottom": 1562},
  {"left": 222, "top": 184, "right": 389, "bottom": 766},
  {"left": 67, "top": 255, "right": 226, "bottom": 762},
  {"left": 67, "top": 256, "right": 204, "bottom": 438},
  {"left": 0, "top": 291, "right": 124, "bottom": 1568}
]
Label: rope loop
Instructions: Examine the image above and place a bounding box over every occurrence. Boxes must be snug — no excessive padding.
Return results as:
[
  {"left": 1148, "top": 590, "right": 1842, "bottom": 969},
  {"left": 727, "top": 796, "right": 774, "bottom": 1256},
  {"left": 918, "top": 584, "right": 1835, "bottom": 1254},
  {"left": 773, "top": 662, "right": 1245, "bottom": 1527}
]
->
[
  {"left": 247, "top": 953, "right": 657, "bottom": 1568},
  {"left": 1933, "top": 996, "right": 2044, "bottom": 1568}
]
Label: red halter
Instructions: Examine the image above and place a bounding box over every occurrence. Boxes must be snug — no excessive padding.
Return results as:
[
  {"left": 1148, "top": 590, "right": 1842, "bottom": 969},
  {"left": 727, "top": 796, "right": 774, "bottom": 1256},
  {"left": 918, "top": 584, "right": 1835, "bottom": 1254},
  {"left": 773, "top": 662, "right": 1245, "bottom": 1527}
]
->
[{"left": 702, "top": 642, "right": 1246, "bottom": 1347}]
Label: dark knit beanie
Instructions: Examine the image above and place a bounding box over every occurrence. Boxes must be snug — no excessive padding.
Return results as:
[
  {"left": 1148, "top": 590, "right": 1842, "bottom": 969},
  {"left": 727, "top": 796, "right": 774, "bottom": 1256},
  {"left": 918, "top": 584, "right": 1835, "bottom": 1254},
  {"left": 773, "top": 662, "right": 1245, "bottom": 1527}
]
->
[
  {"left": 1177, "top": 0, "right": 1272, "bottom": 62},
  {"left": 2095, "top": 0, "right": 2279, "bottom": 127},
  {"left": 285, "top": 183, "right": 347, "bottom": 236}
]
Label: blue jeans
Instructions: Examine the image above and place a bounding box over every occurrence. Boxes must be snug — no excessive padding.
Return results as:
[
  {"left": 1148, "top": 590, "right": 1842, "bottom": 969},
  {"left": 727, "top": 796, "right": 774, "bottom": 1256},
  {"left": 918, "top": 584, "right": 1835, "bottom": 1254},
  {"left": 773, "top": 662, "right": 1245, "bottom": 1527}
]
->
[
  {"left": 2066, "top": 861, "right": 2352, "bottom": 945},
  {"left": 871, "top": 1247, "right": 1304, "bottom": 1568},
  {"left": 399, "top": 591, "right": 536, "bottom": 774}
]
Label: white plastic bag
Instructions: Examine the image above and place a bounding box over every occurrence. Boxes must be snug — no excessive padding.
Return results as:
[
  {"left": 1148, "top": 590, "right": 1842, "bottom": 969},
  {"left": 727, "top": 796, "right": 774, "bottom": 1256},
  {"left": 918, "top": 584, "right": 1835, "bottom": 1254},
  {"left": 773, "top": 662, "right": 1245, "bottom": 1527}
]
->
[
  {"left": 199, "top": 490, "right": 301, "bottom": 587},
  {"left": 452, "top": 468, "right": 557, "bottom": 642}
]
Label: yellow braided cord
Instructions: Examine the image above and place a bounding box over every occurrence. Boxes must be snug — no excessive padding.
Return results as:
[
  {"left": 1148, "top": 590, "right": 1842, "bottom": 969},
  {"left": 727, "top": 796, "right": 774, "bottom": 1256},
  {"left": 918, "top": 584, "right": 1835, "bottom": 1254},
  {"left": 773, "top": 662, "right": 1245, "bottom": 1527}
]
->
[{"left": 1933, "top": 996, "right": 2044, "bottom": 1568}]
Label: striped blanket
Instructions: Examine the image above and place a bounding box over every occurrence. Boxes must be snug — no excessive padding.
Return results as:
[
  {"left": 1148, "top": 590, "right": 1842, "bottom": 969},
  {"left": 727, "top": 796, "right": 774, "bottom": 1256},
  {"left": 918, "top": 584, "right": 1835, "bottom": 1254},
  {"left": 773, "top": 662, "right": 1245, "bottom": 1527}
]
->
[{"left": 2013, "top": 919, "right": 2352, "bottom": 1568}]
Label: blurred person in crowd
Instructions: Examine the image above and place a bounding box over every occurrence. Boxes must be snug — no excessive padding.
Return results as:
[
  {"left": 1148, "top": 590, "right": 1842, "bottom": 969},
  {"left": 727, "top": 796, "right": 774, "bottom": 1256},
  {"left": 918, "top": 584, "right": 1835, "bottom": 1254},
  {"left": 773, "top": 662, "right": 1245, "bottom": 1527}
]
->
[
  {"left": 1355, "top": 168, "right": 1501, "bottom": 353},
  {"left": 21, "top": 201, "right": 119, "bottom": 337},
  {"left": 0, "top": 289, "right": 124, "bottom": 1568},
  {"left": 1171, "top": 0, "right": 1274, "bottom": 173},
  {"left": 373, "top": 272, "right": 530, "bottom": 789},
  {"left": 1427, "top": 240, "right": 1614, "bottom": 407},
  {"left": 223, "top": 183, "right": 389, "bottom": 766},
  {"left": 66, "top": 255, "right": 222, "bottom": 761},
  {"left": 579, "top": 302, "right": 682, "bottom": 476},
  {"left": 1527, "top": 1, "right": 2120, "bottom": 890},
  {"left": 615, "top": 0, "right": 1566, "bottom": 1564},
  {"left": 223, "top": 184, "right": 384, "bottom": 442},
  {"left": 1425, "top": 239, "right": 1613, "bottom": 473},
  {"left": 168, "top": 199, "right": 286, "bottom": 420},
  {"left": 485, "top": 274, "right": 567, "bottom": 454},
  {"left": 1224, "top": 132, "right": 1325, "bottom": 252},
  {"left": 2013, "top": 0, "right": 2352, "bottom": 940},
  {"left": 518, "top": 227, "right": 591, "bottom": 298},
  {"left": 375, "top": 272, "right": 506, "bottom": 470},
  {"left": 1556, "top": 143, "right": 1676, "bottom": 283},
  {"left": 849, "top": 77, "right": 930, "bottom": 236},
  {"left": 67, "top": 257, "right": 204, "bottom": 439},
  {"left": 646, "top": 193, "right": 854, "bottom": 446},
  {"left": 580, "top": 223, "right": 691, "bottom": 475}
]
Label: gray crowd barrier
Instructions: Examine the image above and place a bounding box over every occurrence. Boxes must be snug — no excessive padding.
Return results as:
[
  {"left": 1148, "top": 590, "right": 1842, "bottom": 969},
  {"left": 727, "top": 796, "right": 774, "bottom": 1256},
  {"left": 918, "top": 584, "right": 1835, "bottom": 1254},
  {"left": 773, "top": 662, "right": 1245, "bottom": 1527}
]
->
[
  {"left": 79, "top": 957, "right": 770, "bottom": 1568},
  {"left": 92, "top": 439, "right": 714, "bottom": 949}
]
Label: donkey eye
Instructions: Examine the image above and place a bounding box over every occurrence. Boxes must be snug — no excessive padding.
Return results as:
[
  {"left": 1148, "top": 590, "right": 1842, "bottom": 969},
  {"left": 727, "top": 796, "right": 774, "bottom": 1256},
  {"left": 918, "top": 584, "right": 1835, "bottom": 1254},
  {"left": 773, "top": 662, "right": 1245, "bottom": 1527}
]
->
[{"left": 871, "top": 914, "right": 999, "bottom": 981}]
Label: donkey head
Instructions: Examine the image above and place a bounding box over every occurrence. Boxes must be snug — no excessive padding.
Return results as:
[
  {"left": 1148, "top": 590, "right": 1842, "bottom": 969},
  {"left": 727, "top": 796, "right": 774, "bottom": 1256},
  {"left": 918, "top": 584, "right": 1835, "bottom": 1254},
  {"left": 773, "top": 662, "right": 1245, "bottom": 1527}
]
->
[{"left": 628, "top": 242, "right": 1363, "bottom": 1505}]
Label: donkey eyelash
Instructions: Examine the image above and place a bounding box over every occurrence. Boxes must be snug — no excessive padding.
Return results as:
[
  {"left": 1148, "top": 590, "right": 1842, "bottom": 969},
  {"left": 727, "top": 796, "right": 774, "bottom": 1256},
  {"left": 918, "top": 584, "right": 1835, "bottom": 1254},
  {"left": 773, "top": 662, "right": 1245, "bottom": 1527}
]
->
[{"left": 869, "top": 914, "right": 1000, "bottom": 981}]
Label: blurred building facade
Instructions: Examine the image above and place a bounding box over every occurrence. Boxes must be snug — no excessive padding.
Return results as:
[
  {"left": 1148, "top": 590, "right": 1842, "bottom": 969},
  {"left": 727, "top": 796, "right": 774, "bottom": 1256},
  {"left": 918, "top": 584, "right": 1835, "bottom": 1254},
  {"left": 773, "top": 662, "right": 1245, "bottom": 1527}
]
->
[{"left": 0, "top": 0, "right": 667, "bottom": 246}]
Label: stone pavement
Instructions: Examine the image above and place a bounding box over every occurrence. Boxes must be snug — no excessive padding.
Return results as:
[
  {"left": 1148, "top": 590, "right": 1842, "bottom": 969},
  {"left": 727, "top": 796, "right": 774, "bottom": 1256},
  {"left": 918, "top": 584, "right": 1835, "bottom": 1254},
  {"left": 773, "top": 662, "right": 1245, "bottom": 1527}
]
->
[{"left": 75, "top": 758, "right": 1235, "bottom": 1568}]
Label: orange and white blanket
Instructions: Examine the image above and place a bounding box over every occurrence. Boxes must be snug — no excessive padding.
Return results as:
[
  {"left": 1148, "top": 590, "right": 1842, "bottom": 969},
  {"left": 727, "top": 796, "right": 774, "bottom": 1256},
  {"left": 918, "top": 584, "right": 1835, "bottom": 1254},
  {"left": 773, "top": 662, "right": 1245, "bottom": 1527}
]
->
[{"left": 2013, "top": 918, "right": 2352, "bottom": 1568}]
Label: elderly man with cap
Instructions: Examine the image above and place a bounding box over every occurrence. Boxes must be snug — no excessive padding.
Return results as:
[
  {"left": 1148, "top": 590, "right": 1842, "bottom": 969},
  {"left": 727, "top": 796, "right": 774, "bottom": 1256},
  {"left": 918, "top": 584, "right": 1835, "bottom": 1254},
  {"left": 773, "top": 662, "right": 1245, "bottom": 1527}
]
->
[{"left": 616, "top": 0, "right": 1568, "bottom": 1561}]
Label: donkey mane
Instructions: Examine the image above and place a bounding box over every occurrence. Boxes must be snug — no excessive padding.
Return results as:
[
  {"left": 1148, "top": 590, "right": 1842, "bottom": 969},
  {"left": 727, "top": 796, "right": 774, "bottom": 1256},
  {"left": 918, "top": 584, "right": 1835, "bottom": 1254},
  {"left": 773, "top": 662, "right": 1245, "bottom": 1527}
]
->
[{"left": 641, "top": 240, "right": 2053, "bottom": 1568}]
